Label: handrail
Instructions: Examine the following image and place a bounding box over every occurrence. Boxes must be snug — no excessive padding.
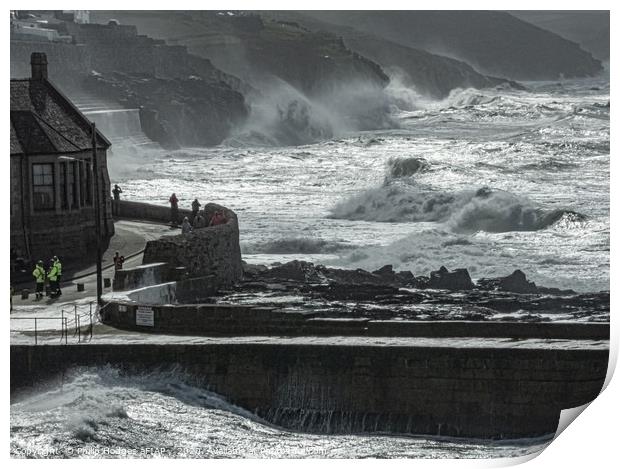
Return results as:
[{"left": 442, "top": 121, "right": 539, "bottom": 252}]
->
[{"left": 10, "top": 300, "right": 97, "bottom": 345}]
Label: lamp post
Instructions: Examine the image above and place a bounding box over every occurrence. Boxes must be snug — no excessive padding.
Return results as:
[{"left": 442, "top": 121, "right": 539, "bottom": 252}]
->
[{"left": 91, "top": 122, "right": 103, "bottom": 305}]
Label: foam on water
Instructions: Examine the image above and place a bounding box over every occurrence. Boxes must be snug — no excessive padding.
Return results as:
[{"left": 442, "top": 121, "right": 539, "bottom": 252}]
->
[
  {"left": 10, "top": 366, "right": 552, "bottom": 458},
  {"left": 110, "top": 77, "right": 608, "bottom": 292}
]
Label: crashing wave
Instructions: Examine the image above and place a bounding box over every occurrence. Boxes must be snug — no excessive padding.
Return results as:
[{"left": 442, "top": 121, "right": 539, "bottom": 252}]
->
[
  {"left": 226, "top": 98, "right": 334, "bottom": 147},
  {"left": 329, "top": 184, "right": 584, "bottom": 233},
  {"left": 440, "top": 88, "right": 500, "bottom": 109},
  {"left": 385, "top": 156, "right": 428, "bottom": 179}
]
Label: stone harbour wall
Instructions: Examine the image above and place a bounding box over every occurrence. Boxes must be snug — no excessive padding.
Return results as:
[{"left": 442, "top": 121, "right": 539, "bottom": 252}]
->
[
  {"left": 10, "top": 343, "right": 609, "bottom": 439},
  {"left": 142, "top": 203, "right": 243, "bottom": 286},
  {"left": 115, "top": 200, "right": 192, "bottom": 224},
  {"left": 100, "top": 296, "right": 610, "bottom": 340}
]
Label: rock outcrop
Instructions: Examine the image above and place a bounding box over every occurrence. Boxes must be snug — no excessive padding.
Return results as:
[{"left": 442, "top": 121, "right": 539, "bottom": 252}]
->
[
  {"left": 11, "top": 19, "right": 250, "bottom": 147},
  {"left": 428, "top": 266, "right": 475, "bottom": 291},
  {"left": 234, "top": 260, "right": 608, "bottom": 323},
  {"left": 262, "top": 11, "right": 520, "bottom": 99},
  {"left": 83, "top": 72, "right": 248, "bottom": 148}
]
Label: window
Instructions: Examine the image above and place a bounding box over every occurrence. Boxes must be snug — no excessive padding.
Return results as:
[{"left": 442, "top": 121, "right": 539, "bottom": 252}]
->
[
  {"left": 32, "top": 163, "right": 54, "bottom": 211},
  {"left": 85, "top": 161, "right": 93, "bottom": 206},
  {"left": 59, "top": 162, "right": 79, "bottom": 210},
  {"left": 79, "top": 161, "right": 85, "bottom": 206},
  {"left": 67, "top": 162, "right": 77, "bottom": 208},
  {"left": 59, "top": 163, "right": 67, "bottom": 209}
]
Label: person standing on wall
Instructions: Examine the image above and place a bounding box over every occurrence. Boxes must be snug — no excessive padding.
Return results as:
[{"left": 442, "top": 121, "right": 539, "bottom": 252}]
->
[
  {"left": 194, "top": 212, "right": 206, "bottom": 229},
  {"left": 191, "top": 198, "right": 201, "bottom": 224},
  {"left": 112, "top": 184, "right": 123, "bottom": 216},
  {"left": 181, "top": 216, "right": 193, "bottom": 234},
  {"left": 32, "top": 260, "right": 46, "bottom": 300},
  {"left": 169, "top": 193, "right": 179, "bottom": 226}
]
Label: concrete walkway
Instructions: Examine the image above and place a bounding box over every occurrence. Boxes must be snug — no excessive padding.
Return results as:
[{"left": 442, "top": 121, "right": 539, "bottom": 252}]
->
[{"left": 11, "top": 219, "right": 174, "bottom": 308}]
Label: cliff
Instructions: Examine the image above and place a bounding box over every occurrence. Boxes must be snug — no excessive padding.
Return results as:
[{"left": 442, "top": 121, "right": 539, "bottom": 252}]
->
[
  {"left": 300, "top": 11, "right": 604, "bottom": 80},
  {"left": 10, "top": 19, "right": 249, "bottom": 147},
  {"left": 508, "top": 11, "right": 610, "bottom": 62},
  {"left": 82, "top": 11, "right": 394, "bottom": 144},
  {"left": 267, "top": 12, "right": 524, "bottom": 99},
  {"left": 82, "top": 72, "right": 248, "bottom": 148},
  {"left": 88, "top": 11, "right": 389, "bottom": 97}
]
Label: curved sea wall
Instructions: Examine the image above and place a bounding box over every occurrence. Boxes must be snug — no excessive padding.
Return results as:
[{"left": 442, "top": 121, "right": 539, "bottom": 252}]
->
[{"left": 141, "top": 203, "right": 243, "bottom": 286}]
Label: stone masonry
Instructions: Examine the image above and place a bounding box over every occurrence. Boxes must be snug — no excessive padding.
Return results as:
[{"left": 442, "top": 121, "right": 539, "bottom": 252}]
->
[{"left": 142, "top": 203, "right": 243, "bottom": 286}]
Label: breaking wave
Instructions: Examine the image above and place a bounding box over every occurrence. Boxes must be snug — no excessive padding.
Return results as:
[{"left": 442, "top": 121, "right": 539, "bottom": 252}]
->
[
  {"left": 329, "top": 184, "right": 584, "bottom": 233},
  {"left": 385, "top": 156, "right": 428, "bottom": 180}
]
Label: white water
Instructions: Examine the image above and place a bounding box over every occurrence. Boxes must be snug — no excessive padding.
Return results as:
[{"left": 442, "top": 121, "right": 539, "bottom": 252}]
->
[
  {"left": 10, "top": 366, "right": 552, "bottom": 458},
  {"left": 111, "top": 77, "right": 609, "bottom": 292},
  {"left": 11, "top": 78, "right": 609, "bottom": 458},
  {"left": 72, "top": 96, "right": 163, "bottom": 179}
]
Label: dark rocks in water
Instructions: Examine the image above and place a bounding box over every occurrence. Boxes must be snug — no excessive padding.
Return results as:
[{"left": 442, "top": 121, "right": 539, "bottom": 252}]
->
[
  {"left": 264, "top": 260, "right": 323, "bottom": 283},
  {"left": 428, "top": 266, "right": 474, "bottom": 291},
  {"left": 396, "top": 270, "right": 416, "bottom": 286},
  {"left": 498, "top": 270, "right": 538, "bottom": 294},
  {"left": 477, "top": 270, "right": 576, "bottom": 295},
  {"left": 243, "top": 263, "right": 269, "bottom": 277},
  {"left": 386, "top": 157, "right": 427, "bottom": 179},
  {"left": 372, "top": 264, "right": 400, "bottom": 285},
  {"left": 309, "top": 283, "right": 402, "bottom": 302},
  {"left": 254, "top": 261, "right": 581, "bottom": 302},
  {"left": 538, "top": 286, "right": 577, "bottom": 295}
]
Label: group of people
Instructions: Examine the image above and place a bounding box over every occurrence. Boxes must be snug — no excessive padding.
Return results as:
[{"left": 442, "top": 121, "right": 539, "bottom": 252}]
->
[
  {"left": 32, "top": 256, "right": 62, "bottom": 300},
  {"left": 168, "top": 194, "right": 228, "bottom": 234}
]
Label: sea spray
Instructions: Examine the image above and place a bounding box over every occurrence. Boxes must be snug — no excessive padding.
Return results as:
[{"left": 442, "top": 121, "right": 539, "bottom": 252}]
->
[
  {"left": 11, "top": 365, "right": 553, "bottom": 458},
  {"left": 330, "top": 182, "right": 584, "bottom": 233}
]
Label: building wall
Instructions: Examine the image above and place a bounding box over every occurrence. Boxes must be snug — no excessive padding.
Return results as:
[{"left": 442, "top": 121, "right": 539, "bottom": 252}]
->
[{"left": 10, "top": 149, "right": 114, "bottom": 265}]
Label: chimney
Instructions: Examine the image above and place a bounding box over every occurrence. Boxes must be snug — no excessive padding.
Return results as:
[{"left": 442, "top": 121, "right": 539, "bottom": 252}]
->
[{"left": 30, "top": 52, "right": 48, "bottom": 80}]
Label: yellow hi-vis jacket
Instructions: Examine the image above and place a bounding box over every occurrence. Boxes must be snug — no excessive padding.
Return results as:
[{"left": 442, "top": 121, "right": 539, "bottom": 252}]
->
[
  {"left": 54, "top": 260, "right": 62, "bottom": 276},
  {"left": 47, "top": 265, "right": 59, "bottom": 282},
  {"left": 32, "top": 266, "right": 46, "bottom": 283}
]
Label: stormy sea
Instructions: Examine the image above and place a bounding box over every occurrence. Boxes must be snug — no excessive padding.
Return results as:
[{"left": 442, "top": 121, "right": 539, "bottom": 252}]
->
[
  {"left": 11, "top": 366, "right": 552, "bottom": 459},
  {"left": 112, "top": 77, "right": 610, "bottom": 293},
  {"left": 10, "top": 77, "right": 609, "bottom": 458}
]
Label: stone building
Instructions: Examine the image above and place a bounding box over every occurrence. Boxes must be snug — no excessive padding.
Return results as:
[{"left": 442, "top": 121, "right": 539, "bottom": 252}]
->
[{"left": 10, "top": 52, "right": 114, "bottom": 274}]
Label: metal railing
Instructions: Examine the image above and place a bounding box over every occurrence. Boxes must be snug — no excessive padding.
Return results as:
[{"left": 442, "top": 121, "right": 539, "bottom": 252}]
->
[{"left": 10, "top": 301, "right": 96, "bottom": 345}]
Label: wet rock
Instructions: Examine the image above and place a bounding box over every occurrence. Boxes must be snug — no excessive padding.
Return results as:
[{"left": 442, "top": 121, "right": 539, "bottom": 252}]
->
[
  {"left": 319, "top": 266, "right": 385, "bottom": 286},
  {"left": 428, "top": 266, "right": 474, "bottom": 291},
  {"left": 310, "top": 283, "right": 402, "bottom": 301},
  {"left": 243, "top": 263, "right": 269, "bottom": 278},
  {"left": 372, "top": 265, "right": 400, "bottom": 285},
  {"left": 498, "top": 270, "right": 538, "bottom": 294},
  {"left": 537, "top": 286, "right": 577, "bottom": 295},
  {"left": 413, "top": 275, "right": 430, "bottom": 289},
  {"left": 83, "top": 72, "right": 248, "bottom": 147},
  {"left": 395, "top": 270, "right": 416, "bottom": 286},
  {"left": 262, "top": 260, "right": 322, "bottom": 283}
]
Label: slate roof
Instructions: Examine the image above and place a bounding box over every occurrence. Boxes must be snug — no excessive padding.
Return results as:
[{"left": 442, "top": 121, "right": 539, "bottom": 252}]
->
[{"left": 10, "top": 79, "right": 111, "bottom": 156}]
